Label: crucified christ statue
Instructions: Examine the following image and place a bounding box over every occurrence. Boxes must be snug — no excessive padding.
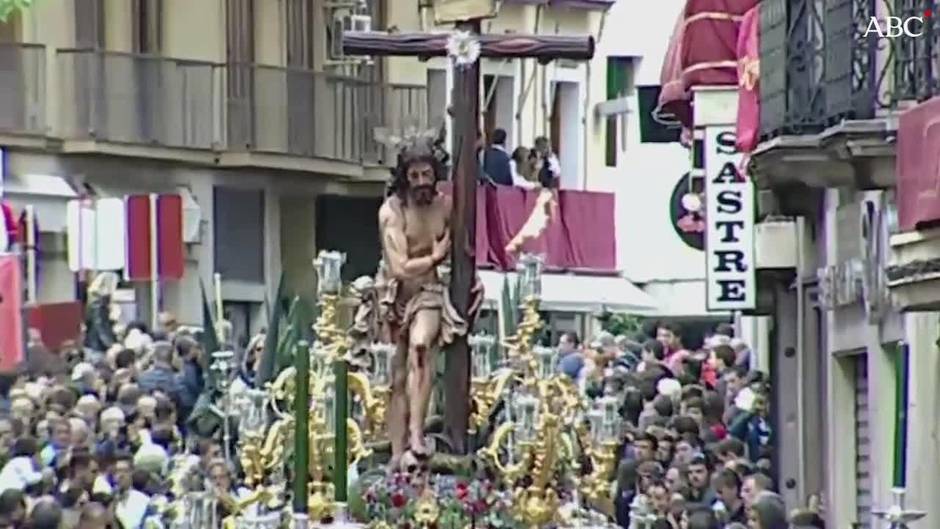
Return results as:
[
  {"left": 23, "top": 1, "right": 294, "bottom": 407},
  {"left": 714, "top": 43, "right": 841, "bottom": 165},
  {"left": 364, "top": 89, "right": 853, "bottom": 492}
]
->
[
  {"left": 375, "top": 134, "right": 483, "bottom": 469},
  {"left": 344, "top": 16, "right": 594, "bottom": 457}
]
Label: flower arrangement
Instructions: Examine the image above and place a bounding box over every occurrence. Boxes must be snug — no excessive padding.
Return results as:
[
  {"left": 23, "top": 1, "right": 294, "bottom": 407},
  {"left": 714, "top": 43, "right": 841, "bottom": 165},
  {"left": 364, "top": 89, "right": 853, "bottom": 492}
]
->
[{"left": 358, "top": 473, "right": 521, "bottom": 529}]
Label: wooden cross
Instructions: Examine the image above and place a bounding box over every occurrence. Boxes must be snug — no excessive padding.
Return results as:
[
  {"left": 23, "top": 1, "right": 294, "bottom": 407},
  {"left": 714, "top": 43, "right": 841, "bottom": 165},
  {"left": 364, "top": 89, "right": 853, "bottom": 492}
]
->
[{"left": 343, "top": 20, "right": 594, "bottom": 453}]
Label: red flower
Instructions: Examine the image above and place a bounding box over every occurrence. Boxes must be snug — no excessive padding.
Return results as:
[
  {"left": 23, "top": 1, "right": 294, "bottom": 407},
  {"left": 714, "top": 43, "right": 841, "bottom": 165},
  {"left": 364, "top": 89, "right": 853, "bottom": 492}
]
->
[
  {"left": 391, "top": 493, "right": 407, "bottom": 508},
  {"left": 473, "top": 500, "right": 487, "bottom": 514},
  {"left": 456, "top": 483, "right": 469, "bottom": 500}
]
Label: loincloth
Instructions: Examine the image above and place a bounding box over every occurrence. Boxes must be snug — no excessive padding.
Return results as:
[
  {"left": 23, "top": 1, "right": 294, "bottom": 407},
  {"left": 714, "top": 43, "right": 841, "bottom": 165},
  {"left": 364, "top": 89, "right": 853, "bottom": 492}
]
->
[{"left": 385, "top": 277, "right": 484, "bottom": 348}]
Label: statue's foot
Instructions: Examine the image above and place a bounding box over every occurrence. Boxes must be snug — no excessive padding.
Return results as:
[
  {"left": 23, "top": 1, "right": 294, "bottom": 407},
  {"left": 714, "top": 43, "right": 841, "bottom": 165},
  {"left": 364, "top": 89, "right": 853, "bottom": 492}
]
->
[
  {"left": 387, "top": 454, "right": 402, "bottom": 475},
  {"left": 408, "top": 436, "right": 431, "bottom": 459}
]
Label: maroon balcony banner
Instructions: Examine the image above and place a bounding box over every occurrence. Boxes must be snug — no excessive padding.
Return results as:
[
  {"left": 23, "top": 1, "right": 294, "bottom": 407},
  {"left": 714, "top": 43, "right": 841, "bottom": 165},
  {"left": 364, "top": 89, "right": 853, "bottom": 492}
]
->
[
  {"left": 897, "top": 97, "right": 940, "bottom": 231},
  {"left": 442, "top": 183, "right": 617, "bottom": 272}
]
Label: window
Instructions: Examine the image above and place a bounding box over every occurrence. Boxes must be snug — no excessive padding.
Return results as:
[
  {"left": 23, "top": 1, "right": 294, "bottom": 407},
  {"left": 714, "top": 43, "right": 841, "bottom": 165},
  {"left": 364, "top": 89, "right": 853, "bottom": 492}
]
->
[
  {"left": 605, "top": 57, "right": 634, "bottom": 167},
  {"left": 213, "top": 187, "right": 265, "bottom": 283},
  {"left": 132, "top": 0, "right": 162, "bottom": 53},
  {"left": 286, "top": 0, "right": 315, "bottom": 68},
  {"left": 226, "top": 0, "right": 254, "bottom": 148},
  {"left": 316, "top": 195, "right": 383, "bottom": 282},
  {"left": 74, "top": 0, "right": 105, "bottom": 48}
]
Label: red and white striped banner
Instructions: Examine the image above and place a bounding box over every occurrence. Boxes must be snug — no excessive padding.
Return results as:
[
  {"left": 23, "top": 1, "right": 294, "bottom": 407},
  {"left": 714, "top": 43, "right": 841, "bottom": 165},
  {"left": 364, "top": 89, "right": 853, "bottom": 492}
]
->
[{"left": 126, "top": 194, "right": 184, "bottom": 281}]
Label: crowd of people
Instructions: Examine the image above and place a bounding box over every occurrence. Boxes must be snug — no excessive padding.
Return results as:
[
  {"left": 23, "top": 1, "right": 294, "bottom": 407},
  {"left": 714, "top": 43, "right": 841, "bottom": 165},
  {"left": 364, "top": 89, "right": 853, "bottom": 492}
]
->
[
  {"left": 0, "top": 300, "right": 826, "bottom": 529},
  {"left": 0, "top": 313, "right": 256, "bottom": 529},
  {"left": 555, "top": 321, "right": 820, "bottom": 529}
]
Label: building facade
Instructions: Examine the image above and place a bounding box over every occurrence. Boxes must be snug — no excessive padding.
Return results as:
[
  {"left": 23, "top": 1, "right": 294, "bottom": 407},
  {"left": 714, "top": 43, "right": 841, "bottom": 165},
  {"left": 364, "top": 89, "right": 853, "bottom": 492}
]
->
[
  {"left": 0, "top": 0, "right": 423, "bottom": 342},
  {"left": 749, "top": 0, "right": 940, "bottom": 526}
]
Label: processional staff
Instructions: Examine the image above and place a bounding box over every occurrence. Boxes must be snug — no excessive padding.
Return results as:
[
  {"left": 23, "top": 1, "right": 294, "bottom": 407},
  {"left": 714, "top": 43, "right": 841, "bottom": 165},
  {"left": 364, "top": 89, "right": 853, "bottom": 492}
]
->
[{"left": 872, "top": 488, "right": 926, "bottom": 529}]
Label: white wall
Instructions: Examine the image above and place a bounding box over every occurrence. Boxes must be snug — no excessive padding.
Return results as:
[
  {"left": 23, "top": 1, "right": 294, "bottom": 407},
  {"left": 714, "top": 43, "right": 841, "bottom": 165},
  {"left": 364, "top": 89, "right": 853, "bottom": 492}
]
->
[{"left": 590, "top": 0, "right": 703, "bottom": 284}]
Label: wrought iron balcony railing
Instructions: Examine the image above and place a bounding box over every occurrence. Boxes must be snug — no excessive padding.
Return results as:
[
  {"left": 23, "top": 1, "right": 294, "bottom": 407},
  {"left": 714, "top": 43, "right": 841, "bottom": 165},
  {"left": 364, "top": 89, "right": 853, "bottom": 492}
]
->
[
  {"left": 760, "top": 0, "right": 940, "bottom": 139},
  {"left": 222, "top": 63, "right": 427, "bottom": 164},
  {"left": 0, "top": 43, "right": 46, "bottom": 135},
  {"left": 57, "top": 49, "right": 427, "bottom": 165}
]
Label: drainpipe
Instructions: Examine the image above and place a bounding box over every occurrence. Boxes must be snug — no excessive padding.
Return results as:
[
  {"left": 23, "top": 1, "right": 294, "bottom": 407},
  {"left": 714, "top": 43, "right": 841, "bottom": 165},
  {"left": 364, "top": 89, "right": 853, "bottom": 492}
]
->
[{"left": 796, "top": 215, "right": 807, "bottom": 499}]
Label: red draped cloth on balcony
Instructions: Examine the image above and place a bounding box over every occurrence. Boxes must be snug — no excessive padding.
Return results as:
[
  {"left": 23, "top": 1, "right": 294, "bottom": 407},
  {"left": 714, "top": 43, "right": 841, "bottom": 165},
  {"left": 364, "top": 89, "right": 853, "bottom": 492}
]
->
[
  {"left": 658, "top": 0, "right": 759, "bottom": 130},
  {"left": 897, "top": 97, "right": 940, "bottom": 231},
  {"left": 439, "top": 184, "right": 616, "bottom": 272}
]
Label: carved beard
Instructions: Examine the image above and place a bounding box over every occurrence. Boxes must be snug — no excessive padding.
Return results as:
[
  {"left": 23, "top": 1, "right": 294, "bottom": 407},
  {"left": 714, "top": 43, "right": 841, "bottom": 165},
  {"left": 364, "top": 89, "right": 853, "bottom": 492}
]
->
[{"left": 410, "top": 184, "right": 435, "bottom": 206}]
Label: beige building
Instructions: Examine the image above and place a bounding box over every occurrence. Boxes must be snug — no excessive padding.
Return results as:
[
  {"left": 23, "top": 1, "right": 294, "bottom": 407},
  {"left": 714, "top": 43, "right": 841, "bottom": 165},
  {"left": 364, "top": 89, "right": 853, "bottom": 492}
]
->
[
  {"left": 1, "top": 0, "right": 651, "bottom": 344},
  {"left": 0, "top": 0, "right": 425, "bottom": 342}
]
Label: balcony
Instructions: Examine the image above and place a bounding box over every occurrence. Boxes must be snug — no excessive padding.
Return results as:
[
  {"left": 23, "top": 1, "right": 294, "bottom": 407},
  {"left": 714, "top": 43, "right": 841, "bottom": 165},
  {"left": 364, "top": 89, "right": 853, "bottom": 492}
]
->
[
  {"left": 222, "top": 63, "right": 427, "bottom": 166},
  {"left": 58, "top": 49, "right": 218, "bottom": 150},
  {"left": 56, "top": 49, "right": 427, "bottom": 169},
  {"left": 0, "top": 43, "right": 46, "bottom": 136},
  {"left": 750, "top": 0, "right": 940, "bottom": 190}
]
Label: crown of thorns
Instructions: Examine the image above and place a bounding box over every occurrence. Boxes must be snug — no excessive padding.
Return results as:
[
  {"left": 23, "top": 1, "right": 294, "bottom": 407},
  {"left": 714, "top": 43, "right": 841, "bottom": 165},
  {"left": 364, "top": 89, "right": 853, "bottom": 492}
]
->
[{"left": 375, "top": 124, "right": 449, "bottom": 164}]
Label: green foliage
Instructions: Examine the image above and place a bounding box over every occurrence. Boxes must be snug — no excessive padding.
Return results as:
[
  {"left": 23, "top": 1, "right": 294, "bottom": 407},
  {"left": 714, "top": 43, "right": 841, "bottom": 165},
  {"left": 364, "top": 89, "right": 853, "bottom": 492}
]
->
[
  {"left": 499, "top": 276, "right": 517, "bottom": 356},
  {"left": 598, "top": 312, "right": 644, "bottom": 337},
  {"left": 274, "top": 296, "right": 317, "bottom": 374},
  {"left": 0, "top": 0, "right": 33, "bottom": 22},
  {"left": 257, "top": 274, "right": 286, "bottom": 384}
]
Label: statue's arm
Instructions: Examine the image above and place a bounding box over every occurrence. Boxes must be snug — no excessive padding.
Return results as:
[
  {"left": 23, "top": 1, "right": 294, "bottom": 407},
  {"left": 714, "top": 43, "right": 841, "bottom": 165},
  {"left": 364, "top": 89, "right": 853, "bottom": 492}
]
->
[{"left": 379, "top": 202, "right": 443, "bottom": 279}]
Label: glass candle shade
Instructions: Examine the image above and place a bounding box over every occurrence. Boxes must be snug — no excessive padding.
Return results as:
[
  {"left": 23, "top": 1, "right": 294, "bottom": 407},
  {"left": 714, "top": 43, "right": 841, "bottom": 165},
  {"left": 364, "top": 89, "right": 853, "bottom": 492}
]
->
[
  {"left": 370, "top": 342, "right": 396, "bottom": 387},
  {"left": 238, "top": 388, "right": 270, "bottom": 434},
  {"left": 517, "top": 254, "right": 544, "bottom": 301},
  {"left": 470, "top": 333, "right": 496, "bottom": 379},
  {"left": 513, "top": 394, "right": 540, "bottom": 443},
  {"left": 587, "top": 408, "right": 604, "bottom": 444},
  {"left": 533, "top": 345, "right": 557, "bottom": 380},
  {"left": 314, "top": 250, "right": 345, "bottom": 295},
  {"left": 598, "top": 396, "right": 621, "bottom": 443}
]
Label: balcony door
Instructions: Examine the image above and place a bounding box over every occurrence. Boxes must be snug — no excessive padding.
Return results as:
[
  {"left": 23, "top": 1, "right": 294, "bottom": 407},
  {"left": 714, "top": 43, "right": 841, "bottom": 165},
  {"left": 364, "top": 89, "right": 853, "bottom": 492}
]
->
[
  {"left": 285, "top": 0, "right": 317, "bottom": 156},
  {"left": 132, "top": 0, "right": 162, "bottom": 144},
  {"left": 73, "top": 0, "right": 106, "bottom": 137},
  {"left": 0, "top": 15, "right": 26, "bottom": 133},
  {"left": 483, "top": 75, "right": 514, "bottom": 149},
  {"left": 550, "top": 80, "right": 582, "bottom": 189},
  {"left": 226, "top": 0, "right": 255, "bottom": 149}
]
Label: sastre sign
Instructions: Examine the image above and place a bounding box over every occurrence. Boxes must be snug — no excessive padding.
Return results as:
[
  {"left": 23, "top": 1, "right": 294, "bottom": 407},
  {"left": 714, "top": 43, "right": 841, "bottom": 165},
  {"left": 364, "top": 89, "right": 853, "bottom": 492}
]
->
[{"left": 705, "top": 127, "right": 756, "bottom": 311}]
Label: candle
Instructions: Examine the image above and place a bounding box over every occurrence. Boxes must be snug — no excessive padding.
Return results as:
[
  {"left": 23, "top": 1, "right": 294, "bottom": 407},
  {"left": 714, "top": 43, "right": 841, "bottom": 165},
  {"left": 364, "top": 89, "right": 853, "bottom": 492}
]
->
[{"left": 470, "top": 333, "right": 496, "bottom": 379}]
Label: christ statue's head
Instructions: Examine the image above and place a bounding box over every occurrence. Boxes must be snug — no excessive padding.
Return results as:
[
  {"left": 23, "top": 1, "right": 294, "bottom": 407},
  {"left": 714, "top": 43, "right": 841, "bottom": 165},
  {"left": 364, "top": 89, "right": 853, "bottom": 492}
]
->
[{"left": 390, "top": 144, "right": 444, "bottom": 207}]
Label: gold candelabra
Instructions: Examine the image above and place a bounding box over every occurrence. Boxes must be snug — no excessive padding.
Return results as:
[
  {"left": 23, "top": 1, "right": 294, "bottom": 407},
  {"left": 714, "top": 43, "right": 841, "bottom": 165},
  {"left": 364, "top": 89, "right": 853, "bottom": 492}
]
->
[
  {"left": 476, "top": 255, "right": 591, "bottom": 529},
  {"left": 577, "top": 396, "right": 623, "bottom": 516},
  {"left": 468, "top": 333, "right": 515, "bottom": 435}
]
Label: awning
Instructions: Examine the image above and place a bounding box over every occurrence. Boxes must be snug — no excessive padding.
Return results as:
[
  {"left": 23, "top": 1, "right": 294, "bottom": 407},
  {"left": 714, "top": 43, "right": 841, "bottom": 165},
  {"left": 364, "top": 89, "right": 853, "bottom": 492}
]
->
[
  {"left": 3, "top": 174, "right": 78, "bottom": 233},
  {"left": 479, "top": 270, "right": 659, "bottom": 313},
  {"left": 641, "top": 279, "right": 730, "bottom": 318}
]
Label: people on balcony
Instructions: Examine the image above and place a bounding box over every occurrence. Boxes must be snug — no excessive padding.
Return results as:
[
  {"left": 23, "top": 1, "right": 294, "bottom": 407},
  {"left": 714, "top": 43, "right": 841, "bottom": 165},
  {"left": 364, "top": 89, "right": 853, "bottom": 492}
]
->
[
  {"left": 533, "top": 136, "right": 561, "bottom": 189},
  {"left": 483, "top": 128, "right": 514, "bottom": 186}
]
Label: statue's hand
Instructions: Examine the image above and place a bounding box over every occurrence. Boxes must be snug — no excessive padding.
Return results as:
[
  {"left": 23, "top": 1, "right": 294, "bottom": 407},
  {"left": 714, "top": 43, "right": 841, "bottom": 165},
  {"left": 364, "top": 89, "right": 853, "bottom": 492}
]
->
[{"left": 432, "top": 232, "right": 451, "bottom": 263}]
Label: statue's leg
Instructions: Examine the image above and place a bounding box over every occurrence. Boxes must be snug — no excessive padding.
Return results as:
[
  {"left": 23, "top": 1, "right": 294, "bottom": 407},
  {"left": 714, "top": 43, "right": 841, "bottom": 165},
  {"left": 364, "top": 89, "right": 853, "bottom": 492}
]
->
[
  {"left": 406, "top": 308, "right": 442, "bottom": 456},
  {"left": 387, "top": 340, "right": 409, "bottom": 468}
]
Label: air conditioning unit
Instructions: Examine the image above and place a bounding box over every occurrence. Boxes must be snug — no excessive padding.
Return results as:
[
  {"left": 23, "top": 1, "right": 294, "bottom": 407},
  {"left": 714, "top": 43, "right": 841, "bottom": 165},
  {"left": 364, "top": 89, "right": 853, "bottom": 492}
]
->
[{"left": 329, "top": 11, "right": 373, "bottom": 62}]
